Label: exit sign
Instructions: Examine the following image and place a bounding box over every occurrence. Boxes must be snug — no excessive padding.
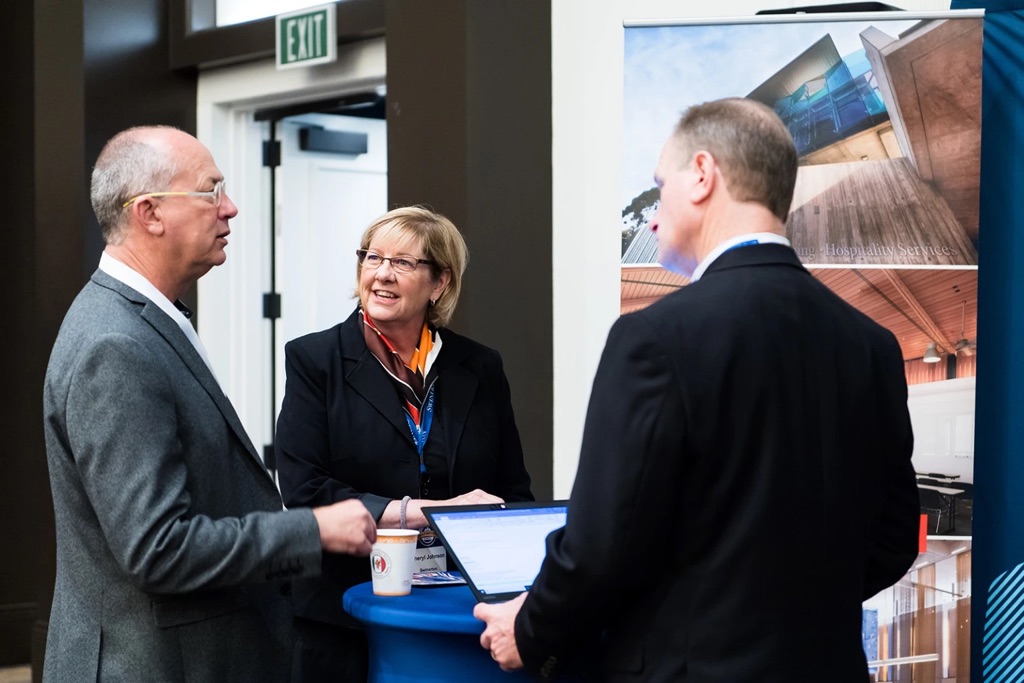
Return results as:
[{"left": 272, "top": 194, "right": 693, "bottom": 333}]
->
[{"left": 276, "top": 3, "right": 337, "bottom": 70}]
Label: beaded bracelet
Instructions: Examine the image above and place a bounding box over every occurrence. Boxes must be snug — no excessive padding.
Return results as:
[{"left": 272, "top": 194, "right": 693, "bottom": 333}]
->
[{"left": 400, "top": 495, "right": 412, "bottom": 530}]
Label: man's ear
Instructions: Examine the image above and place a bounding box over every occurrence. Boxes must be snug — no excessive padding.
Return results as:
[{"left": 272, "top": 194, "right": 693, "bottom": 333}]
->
[
  {"left": 689, "top": 150, "right": 717, "bottom": 204},
  {"left": 127, "top": 198, "right": 165, "bottom": 236}
]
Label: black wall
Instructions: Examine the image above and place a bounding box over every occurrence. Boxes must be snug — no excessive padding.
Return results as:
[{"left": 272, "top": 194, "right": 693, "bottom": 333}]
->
[
  {"left": 386, "top": 0, "right": 553, "bottom": 498},
  {"left": 0, "top": 0, "right": 54, "bottom": 667},
  {"left": 82, "top": 0, "right": 198, "bottom": 304}
]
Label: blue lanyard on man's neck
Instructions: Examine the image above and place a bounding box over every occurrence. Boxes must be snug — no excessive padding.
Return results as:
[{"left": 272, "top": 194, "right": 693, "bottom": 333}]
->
[
  {"left": 725, "top": 239, "right": 759, "bottom": 252},
  {"left": 691, "top": 234, "right": 791, "bottom": 282},
  {"left": 405, "top": 383, "right": 436, "bottom": 474}
]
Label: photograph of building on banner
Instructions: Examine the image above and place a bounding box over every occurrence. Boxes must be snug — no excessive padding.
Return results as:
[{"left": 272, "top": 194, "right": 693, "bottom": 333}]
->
[
  {"left": 621, "top": 15, "right": 982, "bottom": 269},
  {"left": 621, "top": 12, "right": 981, "bottom": 682}
]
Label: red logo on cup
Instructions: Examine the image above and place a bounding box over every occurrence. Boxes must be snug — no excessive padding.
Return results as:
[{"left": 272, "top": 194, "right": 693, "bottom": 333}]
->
[{"left": 371, "top": 550, "right": 391, "bottom": 576}]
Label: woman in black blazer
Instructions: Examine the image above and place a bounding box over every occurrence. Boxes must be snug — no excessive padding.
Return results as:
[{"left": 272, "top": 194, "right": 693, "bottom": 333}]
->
[{"left": 276, "top": 206, "right": 534, "bottom": 682}]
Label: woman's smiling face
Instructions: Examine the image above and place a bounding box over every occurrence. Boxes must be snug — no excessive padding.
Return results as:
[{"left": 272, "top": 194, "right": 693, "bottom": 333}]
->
[{"left": 358, "top": 231, "right": 448, "bottom": 329}]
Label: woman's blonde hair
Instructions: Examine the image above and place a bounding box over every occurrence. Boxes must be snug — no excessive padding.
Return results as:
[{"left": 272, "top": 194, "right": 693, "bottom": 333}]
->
[{"left": 357, "top": 206, "right": 469, "bottom": 328}]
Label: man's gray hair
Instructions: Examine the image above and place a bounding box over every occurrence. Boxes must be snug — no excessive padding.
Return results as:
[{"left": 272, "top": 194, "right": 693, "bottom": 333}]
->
[{"left": 91, "top": 126, "right": 180, "bottom": 244}]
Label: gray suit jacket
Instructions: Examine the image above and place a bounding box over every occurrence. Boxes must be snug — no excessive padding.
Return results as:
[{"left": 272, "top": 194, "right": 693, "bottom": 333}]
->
[{"left": 43, "top": 270, "right": 323, "bottom": 682}]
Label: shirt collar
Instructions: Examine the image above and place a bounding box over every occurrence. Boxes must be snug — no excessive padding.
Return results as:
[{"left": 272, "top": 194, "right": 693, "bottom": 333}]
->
[
  {"left": 689, "top": 232, "right": 791, "bottom": 283},
  {"left": 99, "top": 251, "right": 188, "bottom": 324},
  {"left": 98, "top": 251, "right": 221, "bottom": 386}
]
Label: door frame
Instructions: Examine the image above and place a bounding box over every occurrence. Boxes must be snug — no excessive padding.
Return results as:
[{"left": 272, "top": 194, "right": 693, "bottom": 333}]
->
[{"left": 195, "top": 36, "right": 385, "bottom": 451}]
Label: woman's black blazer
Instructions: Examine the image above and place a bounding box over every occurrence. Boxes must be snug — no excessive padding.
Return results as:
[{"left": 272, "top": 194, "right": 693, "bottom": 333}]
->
[{"left": 276, "top": 308, "right": 534, "bottom": 624}]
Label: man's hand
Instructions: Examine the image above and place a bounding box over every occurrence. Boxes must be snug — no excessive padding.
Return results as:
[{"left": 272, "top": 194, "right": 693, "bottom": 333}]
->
[
  {"left": 474, "top": 591, "right": 527, "bottom": 671},
  {"left": 312, "top": 499, "right": 376, "bottom": 555}
]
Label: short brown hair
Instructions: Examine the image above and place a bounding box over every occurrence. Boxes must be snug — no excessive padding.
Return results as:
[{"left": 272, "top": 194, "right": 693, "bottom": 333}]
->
[
  {"left": 358, "top": 206, "right": 468, "bottom": 328},
  {"left": 670, "top": 98, "right": 797, "bottom": 221}
]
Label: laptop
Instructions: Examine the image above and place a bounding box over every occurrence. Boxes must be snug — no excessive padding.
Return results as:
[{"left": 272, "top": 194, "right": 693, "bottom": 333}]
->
[{"left": 422, "top": 500, "right": 568, "bottom": 604}]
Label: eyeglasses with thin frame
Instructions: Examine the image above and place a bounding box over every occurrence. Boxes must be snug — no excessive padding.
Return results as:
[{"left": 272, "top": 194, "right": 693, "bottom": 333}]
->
[
  {"left": 356, "top": 249, "right": 435, "bottom": 274},
  {"left": 122, "top": 180, "right": 226, "bottom": 209}
]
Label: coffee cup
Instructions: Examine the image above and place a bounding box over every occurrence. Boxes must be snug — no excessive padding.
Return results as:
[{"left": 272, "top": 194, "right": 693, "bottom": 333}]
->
[{"left": 370, "top": 529, "right": 420, "bottom": 596}]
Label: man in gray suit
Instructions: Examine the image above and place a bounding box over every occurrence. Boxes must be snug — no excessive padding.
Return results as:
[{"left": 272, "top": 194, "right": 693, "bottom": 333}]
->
[{"left": 43, "top": 126, "right": 377, "bottom": 682}]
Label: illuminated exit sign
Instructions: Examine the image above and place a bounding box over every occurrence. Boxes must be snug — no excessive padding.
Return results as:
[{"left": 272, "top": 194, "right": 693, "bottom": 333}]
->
[{"left": 276, "top": 4, "right": 337, "bottom": 70}]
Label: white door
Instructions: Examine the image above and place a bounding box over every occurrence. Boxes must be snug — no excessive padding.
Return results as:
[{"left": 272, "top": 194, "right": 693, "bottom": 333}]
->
[
  {"left": 195, "top": 37, "right": 386, "bottom": 454},
  {"left": 275, "top": 112, "right": 387, "bottom": 414}
]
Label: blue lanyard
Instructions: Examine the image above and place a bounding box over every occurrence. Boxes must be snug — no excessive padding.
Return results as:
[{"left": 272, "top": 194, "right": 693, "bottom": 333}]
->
[
  {"left": 405, "top": 383, "right": 436, "bottom": 474},
  {"left": 726, "top": 239, "right": 759, "bottom": 252}
]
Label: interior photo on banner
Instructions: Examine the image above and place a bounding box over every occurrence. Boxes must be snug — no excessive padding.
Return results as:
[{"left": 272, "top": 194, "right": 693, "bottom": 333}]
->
[{"left": 621, "top": 11, "right": 981, "bottom": 681}]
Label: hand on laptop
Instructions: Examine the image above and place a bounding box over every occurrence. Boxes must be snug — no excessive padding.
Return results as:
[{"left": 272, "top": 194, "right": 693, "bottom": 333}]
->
[
  {"left": 414, "top": 489, "right": 505, "bottom": 528},
  {"left": 475, "top": 591, "right": 527, "bottom": 671},
  {"left": 383, "top": 489, "right": 506, "bottom": 530},
  {"left": 439, "top": 489, "right": 505, "bottom": 507}
]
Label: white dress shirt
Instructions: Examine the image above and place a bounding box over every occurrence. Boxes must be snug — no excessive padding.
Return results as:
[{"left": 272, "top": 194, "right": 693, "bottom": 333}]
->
[
  {"left": 689, "top": 232, "right": 792, "bottom": 283},
  {"left": 99, "top": 252, "right": 220, "bottom": 385}
]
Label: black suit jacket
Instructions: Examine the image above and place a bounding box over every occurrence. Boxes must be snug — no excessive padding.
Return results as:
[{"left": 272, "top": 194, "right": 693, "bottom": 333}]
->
[
  {"left": 516, "top": 245, "right": 919, "bottom": 682},
  {"left": 276, "top": 308, "right": 533, "bottom": 624}
]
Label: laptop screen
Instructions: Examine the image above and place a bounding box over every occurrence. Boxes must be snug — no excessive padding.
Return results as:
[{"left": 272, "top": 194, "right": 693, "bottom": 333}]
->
[{"left": 423, "top": 501, "right": 568, "bottom": 603}]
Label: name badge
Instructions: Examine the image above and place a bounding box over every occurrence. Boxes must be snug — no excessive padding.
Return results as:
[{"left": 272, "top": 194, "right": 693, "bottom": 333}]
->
[{"left": 414, "top": 527, "right": 447, "bottom": 572}]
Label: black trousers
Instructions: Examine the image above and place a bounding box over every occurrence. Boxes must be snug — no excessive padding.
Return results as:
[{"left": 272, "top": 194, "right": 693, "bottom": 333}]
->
[{"left": 290, "top": 617, "right": 369, "bottom": 683}]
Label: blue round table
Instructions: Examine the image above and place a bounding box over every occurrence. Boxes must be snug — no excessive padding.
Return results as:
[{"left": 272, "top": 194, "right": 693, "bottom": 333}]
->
[{"left": 343, "top": 581, "right": 533, "bottom": 682}]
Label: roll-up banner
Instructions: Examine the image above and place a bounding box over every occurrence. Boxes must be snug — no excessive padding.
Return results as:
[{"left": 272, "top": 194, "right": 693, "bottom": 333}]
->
[{"left": 622, "top": 9, "right": 984, "bottom": 679}]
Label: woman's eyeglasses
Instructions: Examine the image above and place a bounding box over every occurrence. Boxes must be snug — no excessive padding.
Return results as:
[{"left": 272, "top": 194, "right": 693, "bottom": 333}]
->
[{"left": 356, "top": 249, "right": 435, "bottom": 274}]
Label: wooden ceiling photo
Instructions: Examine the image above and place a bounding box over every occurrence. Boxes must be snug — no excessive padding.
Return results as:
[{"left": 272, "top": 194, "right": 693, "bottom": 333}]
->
[
  {"left": 619, "top": 265, "right": 977, "bottom": 364},
  {"left": 811, "top": 267, "right": 977, "bottom": 362}
]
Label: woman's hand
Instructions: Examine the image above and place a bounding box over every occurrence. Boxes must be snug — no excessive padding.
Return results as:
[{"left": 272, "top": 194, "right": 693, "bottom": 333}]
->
[
  {"left": 381, "top": 489, "right": 506, "bottom": 530},
  {"left": 435, "top": 489, "right": 505, "bottom": 507},
  {"left": 409, "top": 491, "right": 501, "bottom": 528}
]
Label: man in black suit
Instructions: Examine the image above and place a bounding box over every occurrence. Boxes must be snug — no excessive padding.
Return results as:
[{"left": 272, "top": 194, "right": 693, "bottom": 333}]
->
[{"left": 475, "top": 97, "right": 920, "bottom": 682}]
